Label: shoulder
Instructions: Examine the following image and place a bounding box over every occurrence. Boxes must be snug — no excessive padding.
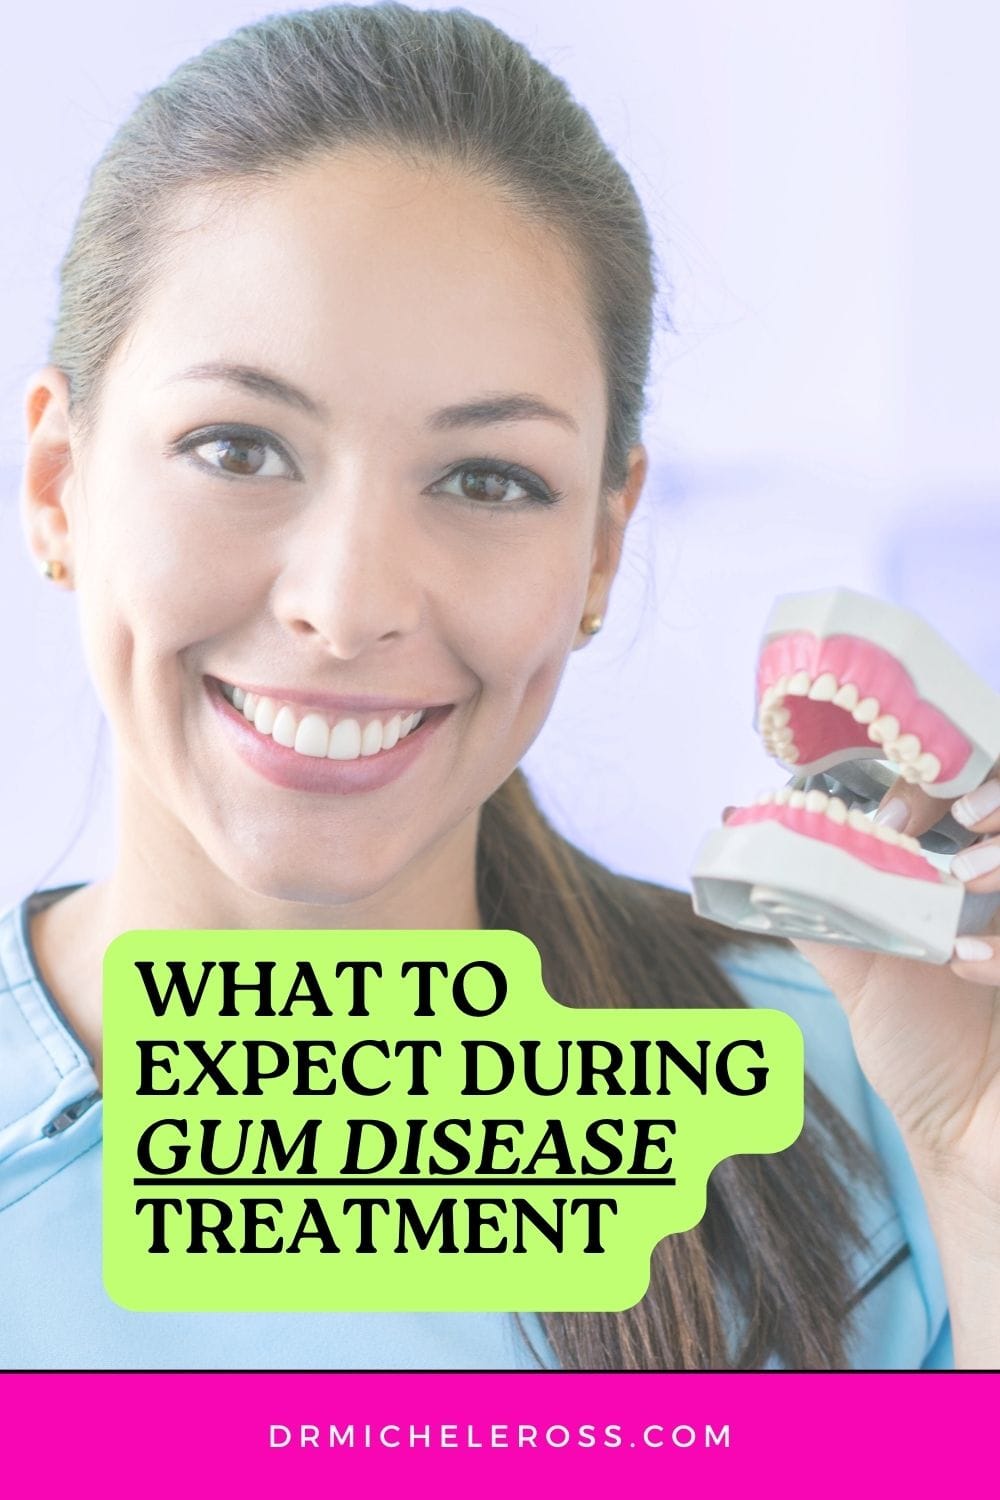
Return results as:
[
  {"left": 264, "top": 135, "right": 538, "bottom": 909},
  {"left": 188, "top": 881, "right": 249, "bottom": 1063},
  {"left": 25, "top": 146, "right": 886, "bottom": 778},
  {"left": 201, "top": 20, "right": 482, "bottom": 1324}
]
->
[
  {"left": 0, "top": 889, "right": 100, "bottom": 1215},
  {"left": 717, "top": 937, "right": 953, "bottom": 1368}
]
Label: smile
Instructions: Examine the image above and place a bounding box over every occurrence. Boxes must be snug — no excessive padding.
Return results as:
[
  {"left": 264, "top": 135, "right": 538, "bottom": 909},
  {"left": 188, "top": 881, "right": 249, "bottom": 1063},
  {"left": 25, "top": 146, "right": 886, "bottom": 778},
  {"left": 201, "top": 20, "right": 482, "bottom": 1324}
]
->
[
  {"left": 207, "top": 677, "right": 455, "bottom": 796},
  {"left": 218, "top": 680, "right": 429, "bottom": 760}
]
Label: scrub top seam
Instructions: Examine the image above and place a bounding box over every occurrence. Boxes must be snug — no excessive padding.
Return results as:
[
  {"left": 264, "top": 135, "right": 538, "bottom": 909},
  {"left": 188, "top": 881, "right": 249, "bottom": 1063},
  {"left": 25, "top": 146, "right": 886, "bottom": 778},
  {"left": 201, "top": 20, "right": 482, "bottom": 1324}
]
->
[{"left": 1, "top": 955, "right": 73, "bottom": 1084}]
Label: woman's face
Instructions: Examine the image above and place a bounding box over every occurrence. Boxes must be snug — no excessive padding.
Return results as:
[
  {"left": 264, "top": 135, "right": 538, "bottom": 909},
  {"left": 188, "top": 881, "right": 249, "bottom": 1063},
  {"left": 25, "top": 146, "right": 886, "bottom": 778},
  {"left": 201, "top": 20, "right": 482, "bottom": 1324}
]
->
[{"left": 26, "top": 152, "right": 645, "bottom": 909}]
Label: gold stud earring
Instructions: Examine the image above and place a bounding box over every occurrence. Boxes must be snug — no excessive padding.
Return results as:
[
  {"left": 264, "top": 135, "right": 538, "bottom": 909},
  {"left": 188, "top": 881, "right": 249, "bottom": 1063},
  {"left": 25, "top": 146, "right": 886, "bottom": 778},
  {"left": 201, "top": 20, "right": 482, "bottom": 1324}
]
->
[
  {"left": 580, "top": 613, "right": 603, "bottom": 635},
  {"left": 40, "top": 560, "right": 67, "bottom": 582}
]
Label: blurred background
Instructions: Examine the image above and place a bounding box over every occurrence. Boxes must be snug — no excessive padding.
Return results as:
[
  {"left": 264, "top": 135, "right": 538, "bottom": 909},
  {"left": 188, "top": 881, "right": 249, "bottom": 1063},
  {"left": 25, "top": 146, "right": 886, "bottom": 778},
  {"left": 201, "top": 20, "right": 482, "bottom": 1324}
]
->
[{"left": 1, "top": 0, "right": 997, "bottom": 910}]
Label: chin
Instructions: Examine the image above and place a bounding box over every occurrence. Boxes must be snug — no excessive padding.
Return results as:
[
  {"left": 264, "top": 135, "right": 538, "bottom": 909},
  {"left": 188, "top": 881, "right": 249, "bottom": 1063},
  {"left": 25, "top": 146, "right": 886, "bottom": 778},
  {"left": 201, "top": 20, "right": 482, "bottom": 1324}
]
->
[{"left": 216, "top": 844, "right": 399, "bottom": 912}]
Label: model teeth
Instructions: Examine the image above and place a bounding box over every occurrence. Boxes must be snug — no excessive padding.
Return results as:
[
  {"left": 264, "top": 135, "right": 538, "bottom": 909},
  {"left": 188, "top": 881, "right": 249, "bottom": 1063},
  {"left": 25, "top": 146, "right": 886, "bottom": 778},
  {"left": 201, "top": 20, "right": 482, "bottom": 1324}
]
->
[
  {"left": 747, "top": 790, "right": 905, "bottom": 837},
  {"left": 757, "top": 671, "right": 943, "bottom": 785},
  {"left": 891, "top": 733, "right": 921, "bottom": 762},
  {"left": 807, "top": 673, "right": 838, "bottom": 701},
  {"left": 217, "top": 681, "right": 429, "bottom": 760},
  {"left": 868, "top": 714, "right": 899, "bottom": 746},
  {"left": 745, "top": 791, "right": 930, "bottom": 859}
]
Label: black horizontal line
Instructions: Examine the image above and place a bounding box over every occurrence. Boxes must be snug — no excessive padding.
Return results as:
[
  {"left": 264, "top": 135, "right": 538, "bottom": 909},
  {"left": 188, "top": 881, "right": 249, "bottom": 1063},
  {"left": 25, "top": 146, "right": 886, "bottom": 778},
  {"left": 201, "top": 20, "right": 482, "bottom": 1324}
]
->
[{"left": 131, "top": 1177, "right": 675, "bottom": 1188}]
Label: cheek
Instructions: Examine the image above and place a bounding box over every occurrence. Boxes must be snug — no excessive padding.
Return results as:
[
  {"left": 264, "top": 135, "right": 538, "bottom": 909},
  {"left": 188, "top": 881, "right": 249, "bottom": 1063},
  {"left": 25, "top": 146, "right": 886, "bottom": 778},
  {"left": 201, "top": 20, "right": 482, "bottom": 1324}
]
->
[
  {"left": 76, "top": 477, "right": 269, "bottom": 670},
  {"left": 453, "top": 548, "right": 585, "bottom": 709}
]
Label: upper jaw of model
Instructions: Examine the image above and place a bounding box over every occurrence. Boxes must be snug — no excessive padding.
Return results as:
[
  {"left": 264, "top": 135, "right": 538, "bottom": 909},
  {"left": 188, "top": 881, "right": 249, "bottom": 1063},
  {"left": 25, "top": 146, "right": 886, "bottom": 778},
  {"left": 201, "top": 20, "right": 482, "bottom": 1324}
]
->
[
  {"left": 754, "top": 589, "right": 1000, "bottom": 798},
  {"left": 690, "top": 588, "right": 1000, "bottom": 963}
]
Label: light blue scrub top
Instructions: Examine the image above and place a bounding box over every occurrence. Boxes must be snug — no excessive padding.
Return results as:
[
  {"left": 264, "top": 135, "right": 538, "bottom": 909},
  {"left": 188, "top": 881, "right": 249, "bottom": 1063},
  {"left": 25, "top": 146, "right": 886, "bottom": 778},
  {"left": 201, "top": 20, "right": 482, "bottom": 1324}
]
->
[{"left": 0, "top": 885, "right": 953, "bottom": 1370}]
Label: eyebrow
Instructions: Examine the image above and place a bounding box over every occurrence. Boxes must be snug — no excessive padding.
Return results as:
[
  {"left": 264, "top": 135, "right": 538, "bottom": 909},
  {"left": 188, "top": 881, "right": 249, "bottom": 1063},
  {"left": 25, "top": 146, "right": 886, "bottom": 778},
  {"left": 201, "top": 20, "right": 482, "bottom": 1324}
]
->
[{"left": 163, "top": 362, "right": 579, "bottom": 435}]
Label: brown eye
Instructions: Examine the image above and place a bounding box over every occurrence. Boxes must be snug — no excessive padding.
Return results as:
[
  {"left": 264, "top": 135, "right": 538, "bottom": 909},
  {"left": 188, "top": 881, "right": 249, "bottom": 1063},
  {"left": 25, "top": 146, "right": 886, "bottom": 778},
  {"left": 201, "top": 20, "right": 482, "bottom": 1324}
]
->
[
  {"left": 456, "top": 467, "right": 523, "bottom": 503},
  {"left": 173, "top": 424, "right": 298, "bottom": 480},
  {"left": 435, "top": 461, "right": 558, "bottom": 507},
  {"left": 194, "top": 435, "right": 289, "bottom": 479}
]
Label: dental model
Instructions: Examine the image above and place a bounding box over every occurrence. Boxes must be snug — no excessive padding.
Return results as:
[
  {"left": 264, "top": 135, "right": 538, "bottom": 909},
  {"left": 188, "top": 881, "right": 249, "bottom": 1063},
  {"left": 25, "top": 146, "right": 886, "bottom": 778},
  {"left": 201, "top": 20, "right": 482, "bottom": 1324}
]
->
[{"left": 690, "top": 589, "right": 1000, "bottom": 963}]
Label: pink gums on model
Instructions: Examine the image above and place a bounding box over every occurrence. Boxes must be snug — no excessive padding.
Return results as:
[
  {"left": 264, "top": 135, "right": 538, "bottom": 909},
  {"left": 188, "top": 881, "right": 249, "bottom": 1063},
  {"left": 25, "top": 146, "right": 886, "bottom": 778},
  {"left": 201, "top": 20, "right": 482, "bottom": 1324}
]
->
[
  {"left": 723, "top": 803, "right": 944, "bottom": 883},
  {"left": 756, "top": 631, "right": 971, "bottom": 779}
]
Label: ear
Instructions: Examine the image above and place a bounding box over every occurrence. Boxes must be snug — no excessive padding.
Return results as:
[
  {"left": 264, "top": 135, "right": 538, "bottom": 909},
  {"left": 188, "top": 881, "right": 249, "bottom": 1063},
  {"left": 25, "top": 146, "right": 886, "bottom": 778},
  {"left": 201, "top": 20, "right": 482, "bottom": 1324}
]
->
[
  {"left": 21, "top": 365, "right": 78, "bottom": 588},
  {"left": 572, "top": 442, "right": 648, "bottom": 648}
]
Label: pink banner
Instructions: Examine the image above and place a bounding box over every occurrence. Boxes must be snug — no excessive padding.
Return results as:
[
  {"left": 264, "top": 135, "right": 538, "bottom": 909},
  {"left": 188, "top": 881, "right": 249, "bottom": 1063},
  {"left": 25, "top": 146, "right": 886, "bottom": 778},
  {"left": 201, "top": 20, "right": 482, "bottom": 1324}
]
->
[{"left": 2, "top": 1371, "right": 992, "bottom": 1495}]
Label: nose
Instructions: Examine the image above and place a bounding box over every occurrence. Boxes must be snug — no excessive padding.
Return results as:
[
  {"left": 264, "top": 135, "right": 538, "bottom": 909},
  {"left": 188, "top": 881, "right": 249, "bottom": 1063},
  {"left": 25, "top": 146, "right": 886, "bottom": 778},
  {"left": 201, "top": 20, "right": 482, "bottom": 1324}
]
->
[{"left": 271, "top": 475, "right": 425, "bottom": 659}]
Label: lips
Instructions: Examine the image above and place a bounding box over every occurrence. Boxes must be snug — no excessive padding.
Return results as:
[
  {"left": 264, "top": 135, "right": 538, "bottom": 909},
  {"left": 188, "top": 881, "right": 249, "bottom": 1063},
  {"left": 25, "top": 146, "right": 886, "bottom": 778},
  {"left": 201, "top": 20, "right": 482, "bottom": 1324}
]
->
[{"left": 207, "top": 677, "right": 453, "bottom": 795}]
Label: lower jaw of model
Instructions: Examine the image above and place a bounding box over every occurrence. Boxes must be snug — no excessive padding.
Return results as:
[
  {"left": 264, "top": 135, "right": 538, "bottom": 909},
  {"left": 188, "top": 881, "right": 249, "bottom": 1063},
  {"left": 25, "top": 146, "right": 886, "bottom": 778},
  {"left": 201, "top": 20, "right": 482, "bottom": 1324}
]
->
[{"left": 690, "top": 589, "right": 1000, "bottom": 963}]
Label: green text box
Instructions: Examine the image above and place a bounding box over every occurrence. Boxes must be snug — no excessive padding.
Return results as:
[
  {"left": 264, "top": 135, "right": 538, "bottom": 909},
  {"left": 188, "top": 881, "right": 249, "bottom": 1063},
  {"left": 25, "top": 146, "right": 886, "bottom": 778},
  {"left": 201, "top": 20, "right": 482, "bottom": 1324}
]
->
[{"left": 102, "top": 929, "right": 803, "bottom": 1312}]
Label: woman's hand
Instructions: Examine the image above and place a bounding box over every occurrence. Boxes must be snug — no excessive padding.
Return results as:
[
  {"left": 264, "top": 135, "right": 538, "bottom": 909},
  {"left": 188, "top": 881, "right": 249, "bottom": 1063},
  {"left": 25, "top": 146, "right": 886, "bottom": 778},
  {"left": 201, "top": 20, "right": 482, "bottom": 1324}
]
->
[
  {"left": 789, "top": 767, "right": 1000, "bottom": 1366},
  {"left": 791, "top": 769, "right": 1000, "bottom": 1174}
]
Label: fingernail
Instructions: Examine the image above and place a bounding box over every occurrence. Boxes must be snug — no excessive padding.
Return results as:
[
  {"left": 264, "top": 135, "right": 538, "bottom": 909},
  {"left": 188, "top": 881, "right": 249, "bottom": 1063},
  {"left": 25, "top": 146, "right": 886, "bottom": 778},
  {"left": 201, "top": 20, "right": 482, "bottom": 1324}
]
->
[
  {"left": 952, "top": 778, "right": 1000, "bottom": 828},
  {"left": 951, "top": 843, "right": 1000, "bottom": 882},
  {"left": 873, "top": 797, "right": 909, "bottom": 831},
  {"left": 953, "top": 936, "right": 994, "bottom": 962}
]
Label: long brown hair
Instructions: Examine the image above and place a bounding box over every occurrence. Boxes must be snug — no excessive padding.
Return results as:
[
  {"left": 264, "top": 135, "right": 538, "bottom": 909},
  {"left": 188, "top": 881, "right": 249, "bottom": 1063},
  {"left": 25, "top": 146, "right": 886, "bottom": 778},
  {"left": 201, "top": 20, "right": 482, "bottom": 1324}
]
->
[{"left": 49, "top": 2, "right": 880, "bottom": 1367}]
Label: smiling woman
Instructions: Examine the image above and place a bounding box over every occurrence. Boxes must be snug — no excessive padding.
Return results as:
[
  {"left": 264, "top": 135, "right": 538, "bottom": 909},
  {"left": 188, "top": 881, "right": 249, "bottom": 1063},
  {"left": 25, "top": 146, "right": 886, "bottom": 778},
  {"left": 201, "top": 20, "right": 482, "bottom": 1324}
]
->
[{"left": 1, "top": 2, "right": 961, "bottom": 1372}]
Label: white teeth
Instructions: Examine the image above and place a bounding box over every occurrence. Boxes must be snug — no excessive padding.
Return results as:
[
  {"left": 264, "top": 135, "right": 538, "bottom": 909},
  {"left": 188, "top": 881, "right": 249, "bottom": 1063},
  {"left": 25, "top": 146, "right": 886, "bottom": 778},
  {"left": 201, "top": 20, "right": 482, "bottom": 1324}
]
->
[
  {"left": 272, "top": 706, "right": 297, "bottom": 748},
  {"left": 852, "top": 697, "right": 880, "bottom": 724},
  {"left": 755, "top": 670, "right": 944, "bottom": 790},
  {"left": 808, "top": 673, "right": 838, "bottom": 701},
  {"left": 752, "top": 775, "right": 932, "bottom": 865},
  {"left": 760, "top": 670, "right": 950, "bottom": 794},
  {"left": 328, "top": 719, "right": 362, "bottom": 760},
  {"left": 915, "top": 752, "right": 940, "bottom": 782},
  {"left": 254, "top": 697, "right": 277, "bottom": 735},
  {"left": 382, "top": 714, "right": 402, "bottom": 751},
  {"left": 294, "top": 713, "right": 330, "bottom": 758},
  {"left": 361, "top": 720, "right": 384, "bottom": 757},
  {"left": 868, "top": 714, "right": 900, "bottom": 746},
  {"left": 222, "top": 681, "right": 434, "bottom": 761},
  {"left": 889, "top": 733, "right": 922, "bottom": 762}
]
